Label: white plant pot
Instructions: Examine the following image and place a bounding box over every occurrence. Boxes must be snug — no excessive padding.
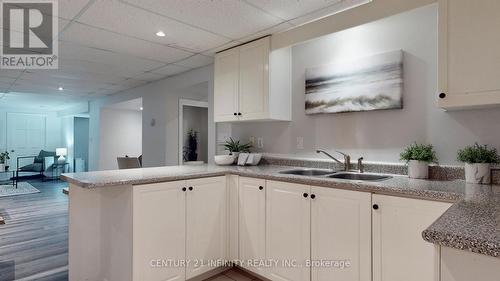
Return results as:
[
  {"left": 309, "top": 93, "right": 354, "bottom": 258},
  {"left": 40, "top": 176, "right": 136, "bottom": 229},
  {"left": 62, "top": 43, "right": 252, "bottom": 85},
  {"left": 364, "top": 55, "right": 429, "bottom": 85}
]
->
[
  {"left": 231, "top": 152, "right": 240, "bottom": 163},
  {"left": 464, "top": 163, "right": 491, "bottom": 184},
  {"left": 408, "top": 160, "right": 429, "bottom": 179},
  {"left": 0, "top": 163, "right": 4, "bottom": 172}
]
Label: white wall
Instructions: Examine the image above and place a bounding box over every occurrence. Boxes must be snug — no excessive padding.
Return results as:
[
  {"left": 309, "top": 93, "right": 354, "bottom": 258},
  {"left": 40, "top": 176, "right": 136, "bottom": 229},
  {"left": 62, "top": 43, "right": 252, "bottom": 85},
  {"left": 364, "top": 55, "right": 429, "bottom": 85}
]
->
[
  {"left": 99, "top": 108, "right": 142, "bottom": 170},
  {"left": 88, "top": 66, "right": 215, "bottom": 171},
  {"left": 230, "top": 4, "right": 500, "bottom": 165}
]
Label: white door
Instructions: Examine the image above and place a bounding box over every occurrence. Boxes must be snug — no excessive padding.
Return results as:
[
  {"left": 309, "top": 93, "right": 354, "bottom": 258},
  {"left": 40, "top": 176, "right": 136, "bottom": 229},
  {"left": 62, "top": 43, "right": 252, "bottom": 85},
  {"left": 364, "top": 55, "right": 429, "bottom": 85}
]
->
[
  {"left": 239, "top": 177, "right": 266, "bottom": 275},
  {"left": 186, "top": 177, "right": 227, "bottom": 279},
  {"left": 310, "top": 186, "right": 371, "bottom": 281},
  {"left": 239, "top": 37, "right": 270, "bottom": 121},
  {"left": 214, "top": 47, "right": 240, "bottom": 122},
  {"left": 133, "top": 181, "right": 186, "bottom": 281},
  {"left": 7, "top": 113, "right": 46, "bottom": 169},
  {"left": 372, "top": 194, "right": 452, "bottom": 281},
  {"left": 266, "top": 181, "right": 310, "bottom": 281},
  {"left": 438, "top": 0, "right": 500, "bottom": 108}
]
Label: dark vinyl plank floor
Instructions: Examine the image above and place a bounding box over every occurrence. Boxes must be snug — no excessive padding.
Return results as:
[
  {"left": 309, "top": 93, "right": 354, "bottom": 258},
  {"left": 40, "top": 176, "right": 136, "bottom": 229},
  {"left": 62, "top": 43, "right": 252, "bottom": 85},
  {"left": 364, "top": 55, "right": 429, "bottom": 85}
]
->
[
  {"left": 0, "top": 180, "right": 261, "bottom": 281},
  {"left": 0, "top": 179, "right": 68, "bottom": 281}
]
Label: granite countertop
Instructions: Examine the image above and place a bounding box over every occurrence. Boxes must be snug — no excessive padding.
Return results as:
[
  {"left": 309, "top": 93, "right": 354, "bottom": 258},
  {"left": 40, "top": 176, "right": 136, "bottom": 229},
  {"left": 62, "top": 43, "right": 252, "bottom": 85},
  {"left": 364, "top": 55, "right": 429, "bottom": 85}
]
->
[
  {"left": 422, "top": 184, "right": 500, "bottom": 258},
  {"left": 61, "top": 164, "right": 500, "bottom": 259}
]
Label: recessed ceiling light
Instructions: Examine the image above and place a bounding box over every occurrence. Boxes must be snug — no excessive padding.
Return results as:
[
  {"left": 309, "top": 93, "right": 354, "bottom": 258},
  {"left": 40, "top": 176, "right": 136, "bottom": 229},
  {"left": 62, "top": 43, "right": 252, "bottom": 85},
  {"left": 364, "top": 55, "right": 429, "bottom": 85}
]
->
[
  {"left": 58, "top": 87, "right": 64, "bottom": 91},
  {"left": 140, "top": 107, "right": 143, "bottom": 111},
  {"left": 156, "top": 31, "right": 166, "bottom": 37}
]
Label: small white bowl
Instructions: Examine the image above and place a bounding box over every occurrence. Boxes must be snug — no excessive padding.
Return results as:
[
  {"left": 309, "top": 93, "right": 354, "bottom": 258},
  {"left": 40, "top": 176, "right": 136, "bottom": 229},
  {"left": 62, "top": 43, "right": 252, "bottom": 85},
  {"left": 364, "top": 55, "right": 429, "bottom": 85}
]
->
[{"left": 214, "top": 155, "right": 235, "bottom": 166}]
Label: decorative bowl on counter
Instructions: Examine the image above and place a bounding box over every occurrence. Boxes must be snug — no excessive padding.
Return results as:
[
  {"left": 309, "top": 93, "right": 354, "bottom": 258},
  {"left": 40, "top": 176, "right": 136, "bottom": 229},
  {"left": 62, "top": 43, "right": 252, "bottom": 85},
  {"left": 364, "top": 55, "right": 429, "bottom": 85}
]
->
[{"left": 214, "top": 155, "right": 235, "bottom": 165}]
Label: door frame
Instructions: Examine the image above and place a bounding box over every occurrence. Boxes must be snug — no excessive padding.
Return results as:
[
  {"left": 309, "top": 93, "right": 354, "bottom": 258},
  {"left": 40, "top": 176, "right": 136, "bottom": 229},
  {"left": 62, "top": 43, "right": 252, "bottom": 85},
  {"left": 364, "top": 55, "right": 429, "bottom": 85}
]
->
[{"left": 178, "top": 99, "right": 209, "bottom": 165}]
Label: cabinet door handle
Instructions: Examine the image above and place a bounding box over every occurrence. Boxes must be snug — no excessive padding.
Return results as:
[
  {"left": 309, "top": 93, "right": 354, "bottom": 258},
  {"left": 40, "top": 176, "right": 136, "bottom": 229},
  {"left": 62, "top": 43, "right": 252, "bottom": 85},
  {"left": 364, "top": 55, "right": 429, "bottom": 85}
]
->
[
  {"left": 373, "top": 204, "right": 379, "bottom": 210},
  {"left": 259, "top": 186, "right": 264, "bottom": 190},
  {"left": 303, "top": 193, "right": 308, "bottom": 198},
  {"left": 233, "top": 113, "right": 237, "bottom": 116},
  {"left": 182, "top": 187, "right": 186, "bottom": 192},
  {"left": 439, "top": 93, "right": 446, "bottom": 99},
  {"left": 310, "top": 194, "right": 316, "bottom": 199},
  {"left": 188, "top": 186, "right": 193, "bottom": 191},
  {"left": 238, "top": 112, "right": 242, "bottom": 116}
]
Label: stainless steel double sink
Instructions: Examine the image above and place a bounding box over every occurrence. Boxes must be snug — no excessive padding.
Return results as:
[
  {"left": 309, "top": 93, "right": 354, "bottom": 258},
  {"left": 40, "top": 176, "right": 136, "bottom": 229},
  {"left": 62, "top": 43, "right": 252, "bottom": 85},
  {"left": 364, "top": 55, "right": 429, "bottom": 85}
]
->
[{"left": 279, "top": 168, "right": 392, "bottom": 181}]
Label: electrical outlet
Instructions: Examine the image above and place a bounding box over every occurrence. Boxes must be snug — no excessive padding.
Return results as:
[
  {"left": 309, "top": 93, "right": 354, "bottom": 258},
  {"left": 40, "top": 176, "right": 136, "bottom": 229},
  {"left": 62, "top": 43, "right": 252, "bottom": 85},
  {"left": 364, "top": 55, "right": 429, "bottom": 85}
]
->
[
  {"left": 296, "top": 137, "right": 304, "bottom": 150},
  {"left": 257, "top": 137, "right": 264, "bottom": 149}
]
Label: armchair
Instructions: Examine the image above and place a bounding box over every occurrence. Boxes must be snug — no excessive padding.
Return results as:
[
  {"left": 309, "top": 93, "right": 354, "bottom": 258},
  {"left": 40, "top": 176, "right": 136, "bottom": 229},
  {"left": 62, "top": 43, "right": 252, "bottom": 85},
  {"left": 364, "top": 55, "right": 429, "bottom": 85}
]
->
[{"left": 16, "top": 150, "right": 57, "bottom": 179}]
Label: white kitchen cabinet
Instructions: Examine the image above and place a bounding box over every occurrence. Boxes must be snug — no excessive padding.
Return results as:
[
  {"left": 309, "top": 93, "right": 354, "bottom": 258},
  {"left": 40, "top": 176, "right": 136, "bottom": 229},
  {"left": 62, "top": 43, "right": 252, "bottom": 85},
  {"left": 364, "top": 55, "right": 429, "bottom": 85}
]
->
[
  {"left": 133, "top": 176, "right": 227, "bottom": 281},
  {"left": 266, "top": 181, "right": 311, "bottom": 281},
  {"left": 372, "top": 194, "right": 452, "bottom": 281},
  {"left": 238, "top": 177, "right": 266, "bottom": 275},
  {"left": 214, "top": 36, "right": 291, "bottom": 122},
  {"left": 227, "top": 175, "right": 239, "bottom": 261},
  {"left": 133, "top": 181, "right": 186, "bottom": 281},
  {"left": 186, "top": 177, "right": 227, "bottom": 279},
  {"left": 438, "top": 0, "right": 500, "bottom": 110},
  {"left": 214, "top": 48, "right": 239, "bottom": 122},
  {"left": 441, "top": 247, "right": 500, "bottom": 281},
  {"left": 310, "top": 186, "right": 371, "bottom": 281}
]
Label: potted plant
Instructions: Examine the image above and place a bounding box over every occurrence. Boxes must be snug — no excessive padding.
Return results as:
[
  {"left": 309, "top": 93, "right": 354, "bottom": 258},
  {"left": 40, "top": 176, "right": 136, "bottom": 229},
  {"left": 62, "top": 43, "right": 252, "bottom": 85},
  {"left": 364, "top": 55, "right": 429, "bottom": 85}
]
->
[
  {"left": 457, "top": 143, "right": 499, "bottom": 184},
  {"left": 400, "top": 143, "right": 437, "bottom": 179},
  {"left": 0, "top": 151, "right": 10, "bottom": 172},
  {"left": 223, "top": 138, "right": 252, "bottom": 160},
  {"left": 186, "top": 129, "right": 198, "bottom": 162}
]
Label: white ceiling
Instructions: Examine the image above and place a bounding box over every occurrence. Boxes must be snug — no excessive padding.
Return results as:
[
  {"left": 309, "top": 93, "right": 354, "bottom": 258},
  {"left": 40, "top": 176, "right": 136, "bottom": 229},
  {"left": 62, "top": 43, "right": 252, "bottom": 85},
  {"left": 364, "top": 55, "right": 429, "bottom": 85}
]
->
[{"left": 0, "top": 0, "right": 369, "bottom": 110}]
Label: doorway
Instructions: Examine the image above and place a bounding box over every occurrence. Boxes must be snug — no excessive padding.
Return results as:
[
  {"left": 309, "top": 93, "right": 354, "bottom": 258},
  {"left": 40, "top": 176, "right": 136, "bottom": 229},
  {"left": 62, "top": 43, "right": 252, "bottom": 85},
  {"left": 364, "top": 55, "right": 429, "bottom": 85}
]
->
[{"left": 178, "top": 99, "right": 208, "bottom": 165}]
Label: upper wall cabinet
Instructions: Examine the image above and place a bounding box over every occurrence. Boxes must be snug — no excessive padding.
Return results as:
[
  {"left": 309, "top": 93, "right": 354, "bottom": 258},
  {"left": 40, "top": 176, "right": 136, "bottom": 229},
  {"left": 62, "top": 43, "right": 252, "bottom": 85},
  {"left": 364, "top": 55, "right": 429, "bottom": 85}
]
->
[
  {"left": 438, "top": 0, "right": 500, "bottom": 110},
  {"left": 214, "top": 37, "right": 292, "bottom": 122}
]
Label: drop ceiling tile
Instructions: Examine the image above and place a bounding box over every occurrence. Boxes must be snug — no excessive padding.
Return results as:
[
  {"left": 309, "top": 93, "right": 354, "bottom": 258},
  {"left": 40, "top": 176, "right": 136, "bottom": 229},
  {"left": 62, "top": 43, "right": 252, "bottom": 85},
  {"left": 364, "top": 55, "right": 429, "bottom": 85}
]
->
[
  {"left": 237, "top": 22, "right": 294, "bottom": 43},
  {"left": 118, "top": 78, "right": 150, "bottom": 89},
  {"left": 0, "top": 77, "right": 16, "bottom": 84},
  {"left": 59, "top": 0, "right": 94, "bottom": 20},
  {"left": 132, "top": 72, "right": 165, "bottom": 82},
  {"left": 59, "top": 58, "right": 145, "bottom": 78},
  {"left": 59, "top": 41, "right": 165, "bottom": 72},
  {"left": 0, "top": 69, "right": 23, "bottom": 79},
  {"left": 121, "top": 0, "right": 282, "bottom": 39},
  {"left": 289, "top": 0, "right": 370, "bottom": 26},
  {"left": 201, "top": 40, "right": 244, "bottom": 56},
  {"left": 245, "top": 0, "right": 343, "bottom": 21},
  {"left": 151, "top": 64, "right": 190, "bottom": 76},
  {"left": 174, "top": 54, "right": 213, "bottom": 69},
  {"left": 77, "top": 0, "right": 229, "bottom": 53},
  {"left": 60, "top": 22, "right": 193, "bottom": 63}
]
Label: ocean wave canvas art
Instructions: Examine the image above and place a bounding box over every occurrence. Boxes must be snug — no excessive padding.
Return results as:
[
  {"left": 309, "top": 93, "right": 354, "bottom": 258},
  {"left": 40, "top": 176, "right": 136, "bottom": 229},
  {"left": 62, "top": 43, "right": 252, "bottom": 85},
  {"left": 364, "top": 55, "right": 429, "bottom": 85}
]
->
[{"left": 305, "top": 50, "right": 403, "bottom": 114}]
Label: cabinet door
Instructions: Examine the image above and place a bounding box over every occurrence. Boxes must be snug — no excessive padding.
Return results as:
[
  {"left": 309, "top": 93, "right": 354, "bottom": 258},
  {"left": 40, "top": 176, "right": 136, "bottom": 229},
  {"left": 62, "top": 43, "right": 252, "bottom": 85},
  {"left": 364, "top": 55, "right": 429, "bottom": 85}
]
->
[
  {"left": 133, "top": 181, "right": 186, "bottom": 281},
  {"left": 311, "top": 187, "right": 371, "bottom": 281},
  {"left": 438, "top": 0, "right": 500, "bottom": 109},
  {"left": 186, "top": 177, "right": 227, "bottom": 279},
  {"left": 372, "top": 194, "right": 451, "bottom": 281},
  {"left": 266, "top": 181, "right": 310, "bottom": 281},
  {"left": 239, "top": 177, "right": 266, "bottom": 275},
  {"left": 214, "top": 48, "right": 239, "bottom": 122},
  {"left": 239, "top": 37, "right": 270, "bottom": 120}
]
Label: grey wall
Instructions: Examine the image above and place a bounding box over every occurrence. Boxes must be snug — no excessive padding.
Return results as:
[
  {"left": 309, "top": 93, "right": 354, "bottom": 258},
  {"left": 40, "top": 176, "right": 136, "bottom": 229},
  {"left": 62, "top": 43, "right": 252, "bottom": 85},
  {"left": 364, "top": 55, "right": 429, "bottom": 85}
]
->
[
  {"left": 230, "top": 4, "right": 500, "bottom": 165},
  {"left": 183, "top": 106, "right": 208, "bottom": 163},
  {"left": 99, "top": 108, "right": 142, "bottom": 170},
  {"left": 88, "top": 66, "right": 215, "bottom": 171},
  {"left": 74, "top": 117, "right": 89, "bottom": 171}
]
